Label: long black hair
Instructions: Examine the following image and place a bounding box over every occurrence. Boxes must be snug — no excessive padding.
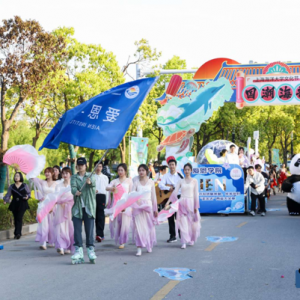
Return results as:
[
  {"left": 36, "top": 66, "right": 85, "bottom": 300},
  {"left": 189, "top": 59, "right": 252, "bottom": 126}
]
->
[
  {"left": 117, "top": 163, "right": 127, "bottom": 174},
  {"left": 183, "top": 163, "right": 193, "bottom": 170},
  {"left": 53, "top": 165, "right": 62, "bottom": 180},
  {"left": 138, "top": 164, "right": 149, "bottom": 174}
]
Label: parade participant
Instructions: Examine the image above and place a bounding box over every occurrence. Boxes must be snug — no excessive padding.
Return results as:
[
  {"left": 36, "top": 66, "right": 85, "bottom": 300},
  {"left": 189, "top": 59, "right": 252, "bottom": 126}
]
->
[
  {"left": 219, "top": 149, "right": 227, "bottom": 163},
  {"left": 245, "top": 165, "right": 266, "bottom": 216},
  {"left": 159, "top": 157, "right": 183, "bottom": 243},
  {"left": 102, "top": 158, "right": 112, "bottom": 182},
  {"left": 154, "top": 161, "right": 160, "bottom": 173},
  {"left": 238, "top": 147, "right": 249, "bottom": 181},
  {"left": 106, "top": 163, "right": 133, "bottom": 249},
  {"left": 53, "top": 165, "right": 62, "bottom": 181},
  {"left": 282, "top": 154, "right": 300, "bottom": 215},
  {"left": 32, "top": 167, "right": 57, "bottom": 250},
  {"left": 226, "top": 144, "right": 239, "bottom": 164},
  {"left": 132, "top": 164, "right": 158, "bottom": 256},
  {"left": 255, "top": 164, "right": 270, "bottom": 213},
  {"left": 270, "top": 173, "right": 277, "bottom": 195},
  {"left": 3, "top": 172, "right": 31, "bottom": 239},
  {"left": 148, "top": 162, "right": 156, "bottom": 179},
  {"left": 164, "top": 163, "right": 201, "bottom": 249},
  {"left": 154, "top": 163, "right": 168, "bottom": 183},
  {"left": 278, "top": 165, "right": 287, "bottom": 193},
  {"left": 53, "top": 167, "right": 74, "bottom": 255},
  {"left": 59, "top": 162, "right": 65, "bottom": 170},
  {"left": 94, "top": 161, "right": 109, "bottom": 242},
  {"left": 70, "top": 157, "right": 97, "bottom": 264}
]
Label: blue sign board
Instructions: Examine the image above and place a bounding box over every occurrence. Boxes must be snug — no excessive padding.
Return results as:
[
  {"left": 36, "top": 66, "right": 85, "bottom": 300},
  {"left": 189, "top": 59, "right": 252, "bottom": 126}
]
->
[{"left": 192, "top": 164, "right": 244, "bottom": 214}]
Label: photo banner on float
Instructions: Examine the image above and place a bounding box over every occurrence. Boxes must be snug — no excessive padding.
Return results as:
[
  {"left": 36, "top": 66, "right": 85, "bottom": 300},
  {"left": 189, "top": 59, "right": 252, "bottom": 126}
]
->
[
  {"left": 129, "top": 137, "right": 149, "bottom": 178},
  {"left": 192, "top": 164, "right": 244, "bottom": 214}
]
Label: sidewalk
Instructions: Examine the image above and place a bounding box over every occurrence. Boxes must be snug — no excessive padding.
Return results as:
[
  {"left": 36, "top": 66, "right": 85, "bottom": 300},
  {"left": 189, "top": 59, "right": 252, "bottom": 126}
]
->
[
  {"left": 0, "top": 223, "right": 38, "bottom": 242},
  {"left": 0, "top": 217, "right": 111, "bottom": 242}
]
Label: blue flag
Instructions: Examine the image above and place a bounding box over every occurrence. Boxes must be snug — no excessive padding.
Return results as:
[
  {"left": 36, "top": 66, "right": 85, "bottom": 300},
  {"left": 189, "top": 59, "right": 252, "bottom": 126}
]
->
[{"left": 39, "top": 77, "right": 158, "bottom": 150}]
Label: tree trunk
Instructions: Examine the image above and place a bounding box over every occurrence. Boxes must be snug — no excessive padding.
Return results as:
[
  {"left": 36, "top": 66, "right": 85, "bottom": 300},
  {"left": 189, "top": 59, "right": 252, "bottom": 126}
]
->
[
  {"left": 0, "top": 121, "right": 9, "bottom": 197},
  {"left": 0, "top": 163, "right": 7, "bottom": 198},
  {"left": 32, "top": 128, "right": 41, "bottom": 148},
  {"left": 268, "top": 149, "right": 272, "bottom": 165},
  {"left": 119, "top": 137, "right": 126, "bottom": 163},
  {"left": 88, "top": 151, "right": 95, "bottom": 172},
  {"left": 1, "top": 121, "right": 10, "bottom": 155},
  {"left": 6, "top": 165, "right": 10, "bottom": 187},
  {"left": 68, "top": 144, "right": 77, "bottom": 175}
]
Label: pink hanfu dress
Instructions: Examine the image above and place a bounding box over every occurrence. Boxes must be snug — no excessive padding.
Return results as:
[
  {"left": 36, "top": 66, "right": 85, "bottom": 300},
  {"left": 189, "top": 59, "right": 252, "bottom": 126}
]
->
[
  {"left": 107, "top": 178, "right": 133, "bottom": 245},
  {"left": 132, "top": 179, "right": 157, "bottom": 252},
  {"left": 172, "top": 178, "right": 201, "bottom": 244}
]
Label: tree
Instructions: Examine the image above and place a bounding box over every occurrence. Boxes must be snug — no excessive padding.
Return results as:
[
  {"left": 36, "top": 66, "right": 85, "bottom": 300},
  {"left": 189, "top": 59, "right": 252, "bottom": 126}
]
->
[
  {"left": 122, "top": 39, "right": 161, "bottom": 80},
  {"left": 0, "top": 16, "right": 65, "bottom": 197},
  {"left": 117, "top": 39, "right": 162, "bottom": 163},
  {"left": 44, "top": 27, "right": 125, "bottom": 172}
]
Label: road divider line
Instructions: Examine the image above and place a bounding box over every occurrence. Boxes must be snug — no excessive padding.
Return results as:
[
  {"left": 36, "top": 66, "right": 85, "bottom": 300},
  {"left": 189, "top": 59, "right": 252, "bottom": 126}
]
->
[
  {"left": 205, "top": 243, "right": 219, "bottom": 251},
  {"left": 150, "top": 280, "right": 180, "bottom": 300},
  {"left": 237, "top": 222, "right": 247, "bottom": 228}
]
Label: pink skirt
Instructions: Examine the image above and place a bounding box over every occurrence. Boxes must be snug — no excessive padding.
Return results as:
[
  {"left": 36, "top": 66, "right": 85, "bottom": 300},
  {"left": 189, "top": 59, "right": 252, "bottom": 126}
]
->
[
  {"left": 176, "top": 198, "right": 201, "bottom": 244},
  {"left": 53, "top": 204, "right": 74, "bottom": 250},
  {"left": 132, "top": 200, "right": 156, "bottom": 251},
  {"left": 35, "top": 212, "right": 55, "bottom": 244},
  {"left": 109, "top": 208, "right": 132, "bottom": 245}
]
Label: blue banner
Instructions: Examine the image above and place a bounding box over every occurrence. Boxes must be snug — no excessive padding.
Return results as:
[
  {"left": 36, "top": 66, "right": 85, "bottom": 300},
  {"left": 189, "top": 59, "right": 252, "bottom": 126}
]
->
[
  {"left": 39, "top": 77, "right": 158, "bottom": 150},
  {"left": 192, "top": 164, "right": 245, "bottom": 214}
]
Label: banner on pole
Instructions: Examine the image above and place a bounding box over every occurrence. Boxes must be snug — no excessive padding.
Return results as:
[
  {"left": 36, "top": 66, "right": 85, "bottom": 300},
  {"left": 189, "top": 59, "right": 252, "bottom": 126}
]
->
[
  {"left": 272, "top": 149, "right": 281, "bottom": 166},
  {"left": 129, "top": 137, "right": 149, "bottom": 178}
]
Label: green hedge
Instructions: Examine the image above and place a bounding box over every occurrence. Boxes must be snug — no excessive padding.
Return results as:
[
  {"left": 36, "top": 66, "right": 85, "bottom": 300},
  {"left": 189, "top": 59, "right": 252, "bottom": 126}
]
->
[{"left": 0, "top": 198, "right": 38, "bottom": 231}]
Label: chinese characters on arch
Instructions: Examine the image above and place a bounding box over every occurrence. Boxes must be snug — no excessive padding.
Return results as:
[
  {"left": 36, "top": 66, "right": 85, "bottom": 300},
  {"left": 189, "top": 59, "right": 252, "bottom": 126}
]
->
[{"left": 236, "top": 62, "right": 300, "bottom": 108}]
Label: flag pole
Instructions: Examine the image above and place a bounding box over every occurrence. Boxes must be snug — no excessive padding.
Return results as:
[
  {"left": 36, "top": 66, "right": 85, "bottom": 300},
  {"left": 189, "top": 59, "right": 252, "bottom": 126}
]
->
[{"left": 80, "top": 148, "right": 110, "bottom": 192}]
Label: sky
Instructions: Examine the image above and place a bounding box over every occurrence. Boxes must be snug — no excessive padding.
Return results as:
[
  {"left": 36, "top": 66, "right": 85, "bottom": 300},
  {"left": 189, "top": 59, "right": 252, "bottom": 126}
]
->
[{"left": 1, "top": 0, "right": 299, "bottom": 79}]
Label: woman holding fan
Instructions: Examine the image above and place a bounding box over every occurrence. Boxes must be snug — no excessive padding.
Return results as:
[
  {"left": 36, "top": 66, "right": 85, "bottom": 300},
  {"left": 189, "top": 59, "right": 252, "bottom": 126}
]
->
[
  {"left": 164, "top": 163, "right": 201, "bottom": 249},
  {"left": 53, "top": 167, "right": 74, "bottom": 255},
  {"left": 132, "top": 164, "right": 158, "bottom": 256},
  {"left": 106, "top": 163, "right": 133, "bottom": 249},
  {"left": 32, "top": 167, "right": 58, "bottom": 250}
]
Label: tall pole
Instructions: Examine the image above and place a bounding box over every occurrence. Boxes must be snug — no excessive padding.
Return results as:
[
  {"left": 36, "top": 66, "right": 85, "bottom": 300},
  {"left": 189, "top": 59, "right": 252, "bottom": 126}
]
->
[
  {"left": 291, "top": 132, "right": 294, "bottom": 158},
  {"left": 136, "top": 64, "right": 142, "bottom": 138}
]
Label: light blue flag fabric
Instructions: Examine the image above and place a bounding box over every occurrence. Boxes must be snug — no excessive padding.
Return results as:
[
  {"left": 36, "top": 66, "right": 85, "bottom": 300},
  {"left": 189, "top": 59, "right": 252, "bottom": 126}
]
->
[{"left": 39, "top": 77, "right": 158, "bottom": 150}]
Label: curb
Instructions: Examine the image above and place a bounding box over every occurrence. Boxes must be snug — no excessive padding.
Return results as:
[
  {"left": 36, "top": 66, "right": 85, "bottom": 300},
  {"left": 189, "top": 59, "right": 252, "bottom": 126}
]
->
[
  {"left": 0, "top": 217, "right": 110, "bottom": 242},
  {"left": 0, "top": 223, "right": 38, "bottom": 241}
]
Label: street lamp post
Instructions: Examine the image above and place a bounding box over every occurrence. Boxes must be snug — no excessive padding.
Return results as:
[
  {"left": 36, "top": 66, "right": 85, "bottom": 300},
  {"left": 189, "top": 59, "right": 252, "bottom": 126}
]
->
[
  {"left": 232, "top": 127, "right": 235, "bottom": 143},
  {"left": 291, "top": 132, "right": 294, "bottom": 158}
]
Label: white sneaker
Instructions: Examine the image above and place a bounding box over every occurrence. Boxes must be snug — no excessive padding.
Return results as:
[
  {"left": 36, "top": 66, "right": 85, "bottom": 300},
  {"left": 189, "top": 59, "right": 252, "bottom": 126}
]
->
[
  {"left": 188, "top": 241, "right": 194, "bottom": 246},
  {"left": 261, "top": 212, "right": 266, "bottom": 216},
  {"left": 249, "top": 211, "right": 255, "bottom": 216},
  {"left": 40, "top": 242, "right": 47, "bottom": 250},
  {"left": 136, "top": 248, "right": 142, "bottom": 256},
  {"left": 181, "top": 244, "right": 186, "bottom": 249},
  {"left": 57, "top": 248, "right": 64, "bottom": 255}
]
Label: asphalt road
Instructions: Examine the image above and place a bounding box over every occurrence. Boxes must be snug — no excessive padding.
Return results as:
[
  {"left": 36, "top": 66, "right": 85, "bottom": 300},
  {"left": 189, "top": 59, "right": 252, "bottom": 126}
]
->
[{"left": 1, "top": 193, "right": 300, "bottom": 300}]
